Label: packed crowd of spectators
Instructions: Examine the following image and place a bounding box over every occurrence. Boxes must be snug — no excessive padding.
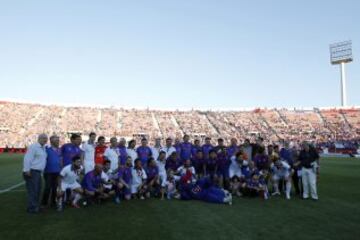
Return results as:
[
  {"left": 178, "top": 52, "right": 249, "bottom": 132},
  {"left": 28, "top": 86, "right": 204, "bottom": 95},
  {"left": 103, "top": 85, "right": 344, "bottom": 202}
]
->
[{"left": 0, "top": 101, "right": 359, "bottom": 151}]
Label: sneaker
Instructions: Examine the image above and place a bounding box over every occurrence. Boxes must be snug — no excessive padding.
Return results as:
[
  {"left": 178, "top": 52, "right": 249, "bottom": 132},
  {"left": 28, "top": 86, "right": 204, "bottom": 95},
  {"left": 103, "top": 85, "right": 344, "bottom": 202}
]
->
[
  {"left": 114, "top": 197, "right": 121, "bottom": 204},
  {"left": 272, "top": 191, "right": 280, "bottom": 196},
  {"left": 286, "top": 194, "right": 291, "bottom": 200},
  {"left": 57, "top": 204, "right": 63, "bottom": 212},
  {"left": 140, "top": 196, "right": 145, "bottom": 200},
  {"left": 263, "top": 192, "right": 269, "bottom": 200}
]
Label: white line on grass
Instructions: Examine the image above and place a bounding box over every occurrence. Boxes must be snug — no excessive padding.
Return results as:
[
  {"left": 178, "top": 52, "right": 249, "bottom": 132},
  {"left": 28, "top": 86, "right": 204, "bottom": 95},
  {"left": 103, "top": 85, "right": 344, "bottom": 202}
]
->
[{"left": 0, "top": 182, "right": 25, "bottom": 194}]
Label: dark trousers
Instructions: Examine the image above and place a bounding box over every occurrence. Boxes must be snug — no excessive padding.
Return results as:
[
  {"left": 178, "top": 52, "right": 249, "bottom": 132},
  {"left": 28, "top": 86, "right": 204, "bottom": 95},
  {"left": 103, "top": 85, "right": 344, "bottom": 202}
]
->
[
  {"left": 292, "top": 170, "right": 302, "bottom": 195},
  {"left": 41, "top": 172, "right": 59, "bottom": 206},
  {"left": 24, "top": 169, "right": 42, "bottom": 212}
]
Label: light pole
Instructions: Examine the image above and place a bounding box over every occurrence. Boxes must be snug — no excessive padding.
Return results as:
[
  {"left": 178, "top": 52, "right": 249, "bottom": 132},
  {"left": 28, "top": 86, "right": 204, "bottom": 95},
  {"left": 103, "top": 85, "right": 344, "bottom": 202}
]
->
[{"left": 330, "top": 41, "right": 353, "bottom": 107}]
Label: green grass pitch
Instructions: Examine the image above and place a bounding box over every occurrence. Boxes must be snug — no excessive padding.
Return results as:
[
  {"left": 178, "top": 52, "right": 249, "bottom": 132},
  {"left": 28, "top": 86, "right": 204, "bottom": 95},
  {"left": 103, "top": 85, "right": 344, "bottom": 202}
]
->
[{"left": 0, "top": 154, "right": 359, "bottom": 240}]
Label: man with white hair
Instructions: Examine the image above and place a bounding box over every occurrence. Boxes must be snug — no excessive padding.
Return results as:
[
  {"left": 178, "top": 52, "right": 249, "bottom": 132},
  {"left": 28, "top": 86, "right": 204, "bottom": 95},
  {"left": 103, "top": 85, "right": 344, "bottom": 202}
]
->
[
  {"left": 160, "top": 137, "right": 176, "bottom": 159},
  {"left": 41, "top": 135, "right": 61, "bottom": 207},
  {"left": 118, "top": 138, "right": 128, "bottom": 166},
  {"left": 104, "top": 137, "right": 120, "bottom": 172},
  {"left": 23, "top": 134, "right": 48, "bottom": 213}
]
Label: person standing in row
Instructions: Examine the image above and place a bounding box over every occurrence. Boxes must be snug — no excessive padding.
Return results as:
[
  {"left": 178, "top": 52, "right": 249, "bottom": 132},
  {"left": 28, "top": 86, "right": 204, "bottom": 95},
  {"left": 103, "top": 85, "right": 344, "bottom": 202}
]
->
[
  {"left": 41, "top": 135, "right": 61, "bottom": 207},
  {"left": 83, "top": 132, "right": 96, "bottom": 174},
  {"left": 296, "top": 142, "right": 320, "bottom": 200},
  {"left": 95, "top": 136, "right": 107, "bottom": 165},
  {"left": 61, "top": 134, "right": 82, "bottom": 167},
  {"left": 23, "top": 134, "right": 48, "bottom": 213}
]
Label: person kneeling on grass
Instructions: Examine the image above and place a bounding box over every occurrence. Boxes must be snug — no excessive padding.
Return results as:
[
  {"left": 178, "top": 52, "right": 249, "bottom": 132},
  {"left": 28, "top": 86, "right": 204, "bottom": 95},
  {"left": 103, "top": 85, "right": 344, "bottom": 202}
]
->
[
  {"left": 131, "top": 159, "right": 148, "bottom": 200},
  {"left": 114, "top": 157, "right": 133, "bottom": 203},
  {"left": 241, "top": 172, "right": 268, "bottom": 200},
  {"left": 56, "top": 156, "right": 84, "bottom": 211},
  {"left": 82, "top": 164, "right": 111, "bottom": 205},
  {"left": 179, "top": 170, "right": 232, "bottom": 205},
  {"left": 271, "top": 159, "right": 293, "bottom": 200},
  {"left": 101, "top": 160, "right": 116, "bottom": 199}
]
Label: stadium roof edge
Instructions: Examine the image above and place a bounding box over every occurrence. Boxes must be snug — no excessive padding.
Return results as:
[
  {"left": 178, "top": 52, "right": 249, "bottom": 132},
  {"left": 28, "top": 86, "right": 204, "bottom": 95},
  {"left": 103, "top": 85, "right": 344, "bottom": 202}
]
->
[{"left": 0, "top": 98, "right": 359, "bottom": 112}]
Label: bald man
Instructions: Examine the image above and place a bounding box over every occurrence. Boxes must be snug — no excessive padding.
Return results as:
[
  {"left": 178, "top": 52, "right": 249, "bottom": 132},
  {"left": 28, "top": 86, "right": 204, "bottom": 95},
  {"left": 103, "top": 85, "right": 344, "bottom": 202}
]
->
[{"left": 82, "top": 164, "right": 110, "bottom": 203}]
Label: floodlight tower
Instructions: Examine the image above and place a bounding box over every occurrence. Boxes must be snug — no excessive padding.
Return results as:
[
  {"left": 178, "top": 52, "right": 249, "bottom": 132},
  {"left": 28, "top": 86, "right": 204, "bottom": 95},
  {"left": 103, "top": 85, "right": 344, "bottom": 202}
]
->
[{"left": 330, "top": 40, "right": 353, "bottom": 107}]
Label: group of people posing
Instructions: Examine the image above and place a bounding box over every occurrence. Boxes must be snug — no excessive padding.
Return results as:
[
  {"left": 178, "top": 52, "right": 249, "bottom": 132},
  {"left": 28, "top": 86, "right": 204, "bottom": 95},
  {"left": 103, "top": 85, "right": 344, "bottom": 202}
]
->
[{"left": 22, "top": 132, "right": 320, "bottom": 214}]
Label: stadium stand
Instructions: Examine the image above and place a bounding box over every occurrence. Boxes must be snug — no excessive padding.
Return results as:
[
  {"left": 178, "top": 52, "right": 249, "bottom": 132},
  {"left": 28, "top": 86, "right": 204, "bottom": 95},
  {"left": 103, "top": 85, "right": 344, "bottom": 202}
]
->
[{"left": 0, "top": 101, "right": 359, "bottom": 153}]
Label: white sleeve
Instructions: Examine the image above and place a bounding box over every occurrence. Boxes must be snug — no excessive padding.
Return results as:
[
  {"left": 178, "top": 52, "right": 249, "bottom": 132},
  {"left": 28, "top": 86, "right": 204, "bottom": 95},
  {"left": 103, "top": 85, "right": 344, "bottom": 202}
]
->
[
  {"left": 103, "top": 148, "right": 110, "bottom": 159},
  {"left": 101, "top": 171, "right": 109, "bottom": 181},
  {"left": 283, "top": 161, "right": 290, "bottom": 169},
  {"left": 60, "top": 167, "right": 67, "bottom": 177},
  {"left": 191, "top": 167, "right": 196, "bottom": 175},
  {"left": 23, "top": 145, "right": 36, "bottom": 172},
  {"left": 142, "top": 169, "right": 147, "bottom": 180}
]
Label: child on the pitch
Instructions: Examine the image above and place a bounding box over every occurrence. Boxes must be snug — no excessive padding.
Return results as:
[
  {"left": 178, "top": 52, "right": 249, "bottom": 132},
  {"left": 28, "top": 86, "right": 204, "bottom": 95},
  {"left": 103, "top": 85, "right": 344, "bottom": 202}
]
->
[
  {"left": 114, "top": 157, "right": 133, "bottom": 203},
  {"left": 131, "top": 158, "right": 148, "bottom": 199},
  {"left": 57, "top": 155, "right": 84, "bottom": 211},
  {"left": 162, "top": 170, "right": 178, "bottom": 200},
  {"left": 271, "top": 159, "right": 293, "bottom": 199},
  {"left": 82, "top": 164, "right": 111, "bottom": 204},
  {"left": 156, "top": 151, "right": 167, "bottom": 189},
  {"left": 145, "top": 157, "right": 160, "bottom": 198},
  {"left": 229, "top": 176, "right": 242, "bottom": 197}
]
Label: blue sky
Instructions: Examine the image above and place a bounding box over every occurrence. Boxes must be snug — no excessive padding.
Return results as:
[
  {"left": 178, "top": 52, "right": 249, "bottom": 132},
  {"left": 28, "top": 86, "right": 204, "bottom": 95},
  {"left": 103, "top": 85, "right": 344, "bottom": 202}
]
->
[{"left": 0, "top": 0, "right": 359, "bottom": 109}]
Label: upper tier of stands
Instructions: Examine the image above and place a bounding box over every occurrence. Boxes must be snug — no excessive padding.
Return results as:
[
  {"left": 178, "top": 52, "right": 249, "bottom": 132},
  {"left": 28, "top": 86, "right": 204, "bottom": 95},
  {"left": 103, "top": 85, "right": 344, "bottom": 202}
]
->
[{"left": 0, "top": 101, "right": 359, "bottom": 147}]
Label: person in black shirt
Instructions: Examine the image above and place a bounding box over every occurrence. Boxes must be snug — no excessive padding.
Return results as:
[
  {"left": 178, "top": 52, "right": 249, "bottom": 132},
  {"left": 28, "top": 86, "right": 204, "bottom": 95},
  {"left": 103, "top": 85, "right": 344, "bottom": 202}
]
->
[{"left": 295, "top": 142, "right": 320, "bottom": 200}]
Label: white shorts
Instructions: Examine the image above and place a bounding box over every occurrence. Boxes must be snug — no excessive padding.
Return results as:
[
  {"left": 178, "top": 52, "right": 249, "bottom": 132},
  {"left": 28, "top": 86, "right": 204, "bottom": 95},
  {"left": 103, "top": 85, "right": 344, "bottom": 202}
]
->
[
  {"left": 272, "top": 172, "right": 290, "bottom": 181},
  {"left": 61, "top": 182, "right": 81, "bottom": 192},
  {"left": 131, "top": 183, "right": 141, "bottom": 194},
  {"left": 229, "top": 167, "right": 242, "bottom": 179},
  {"left": 159, "top": 172, "right": 167, "bottom": 187}
]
